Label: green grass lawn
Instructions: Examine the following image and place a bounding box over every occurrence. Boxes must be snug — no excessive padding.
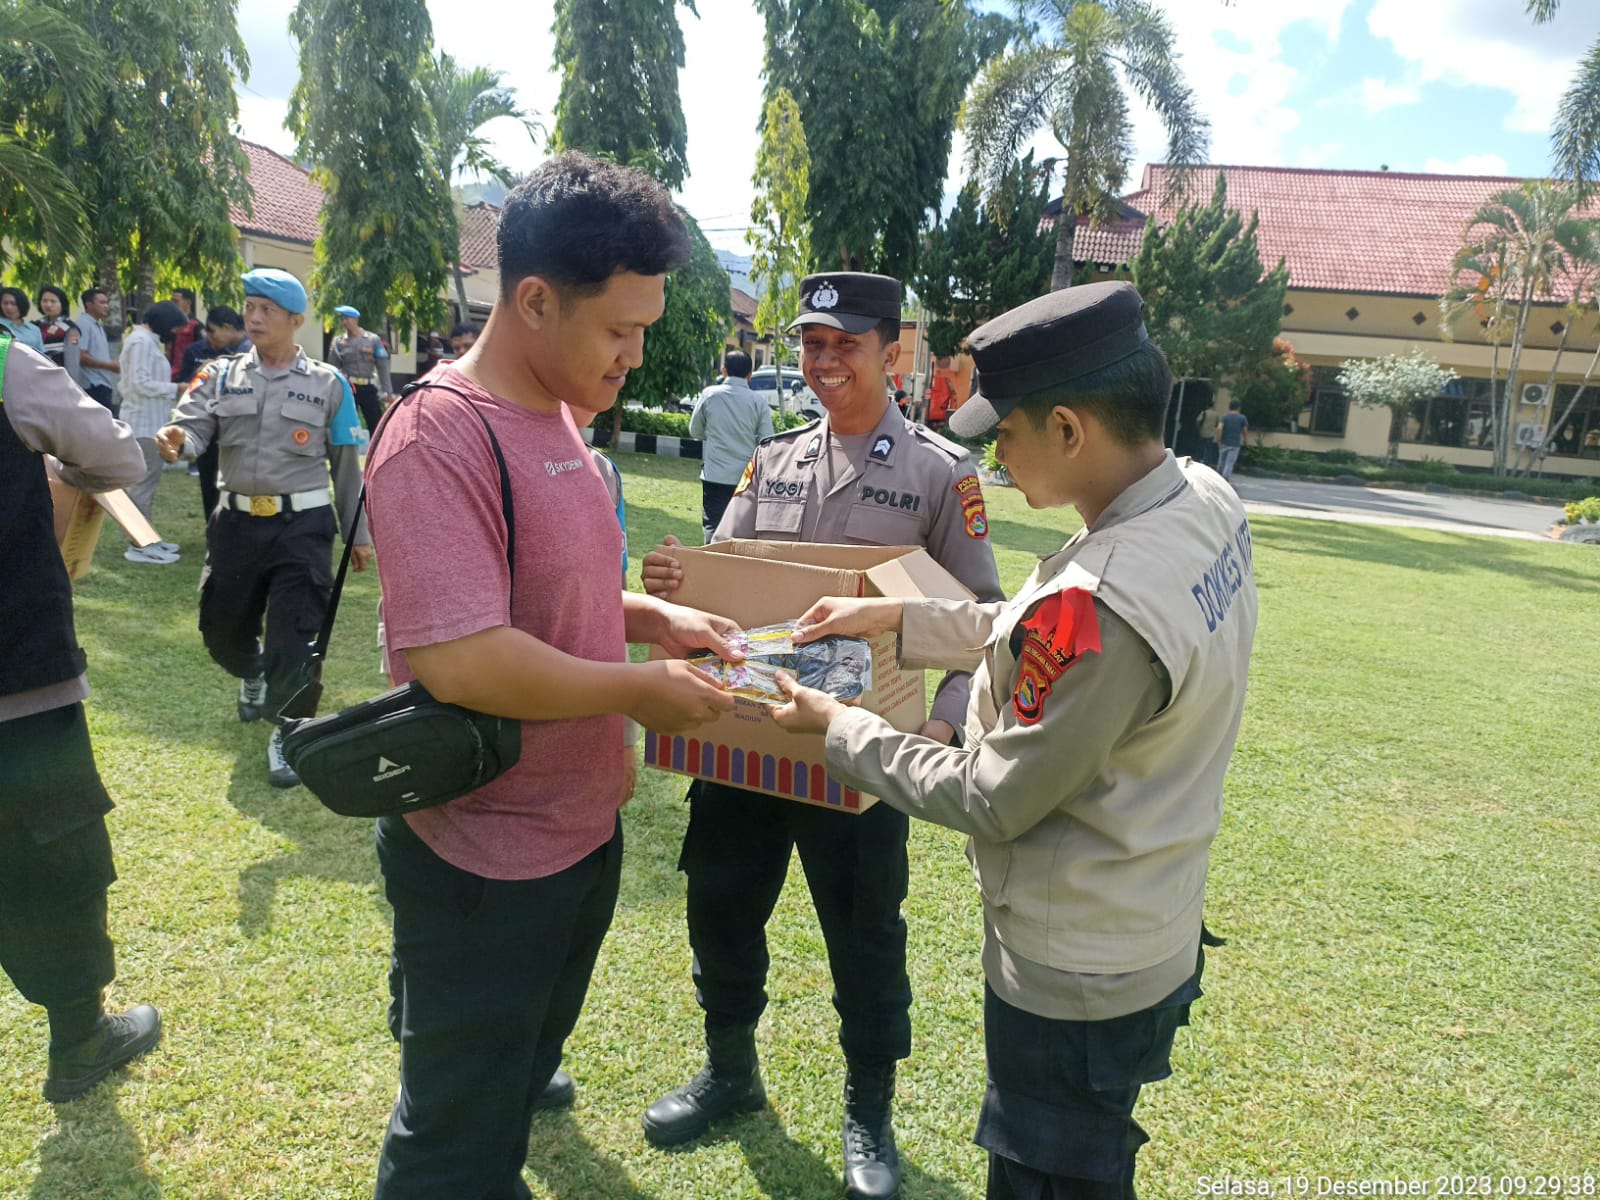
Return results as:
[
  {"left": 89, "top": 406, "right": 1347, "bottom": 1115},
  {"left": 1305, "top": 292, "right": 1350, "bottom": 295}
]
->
[{"left": 4, "top": 453, "right": 1599, "bottom": 1199}]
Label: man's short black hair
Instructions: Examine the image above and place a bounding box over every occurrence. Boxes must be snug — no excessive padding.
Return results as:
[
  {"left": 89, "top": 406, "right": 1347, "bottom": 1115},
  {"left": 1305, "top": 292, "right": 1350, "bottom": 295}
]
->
[
  {"left": 81, "top": 288, "right": 107, "bottom": 308},
  {"left": 172, "top": 287, "right": 197, "bottom": 307},
  {"left": 723, "top": 350, "right": 752, "bottom": 378},
  {"left": 450, "top": 322, "right": 478, "bottom": 339},
  {"left": 1228, "top": 398, "right": 1241, "bottom": 411},
  {"left": 1018, "top": 340, "right": 1173, "bottom": 447},
  {"left": 875, "top": 318, "right": 901, "bottom": 348},
  {"left": 1, "top": 286, "right": 30, "bottom": 319},
  {"left": 498, "top": 152, "right": 691, "bottom": 306},
  {"left": 206, "top": 305, "right": 243, "bottom": 331}
]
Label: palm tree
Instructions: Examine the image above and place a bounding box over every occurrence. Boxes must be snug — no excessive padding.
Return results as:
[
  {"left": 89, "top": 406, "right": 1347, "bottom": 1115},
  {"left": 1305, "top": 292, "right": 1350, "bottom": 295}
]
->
[
  {"left": 0, "top": 1, "right": 103, "bottom": 266},
  {"left": 962, "top": 0, "right": 1207, "bottom": 291},
  {"left": 1440, "top": 181, "right": 1592, "bottom": 475},
  {"left": 420, "top": 52, "right": 542, "bottom": 317},
  {"left": 1526, "top": 0, "right": 1600, "bottom": 195}
]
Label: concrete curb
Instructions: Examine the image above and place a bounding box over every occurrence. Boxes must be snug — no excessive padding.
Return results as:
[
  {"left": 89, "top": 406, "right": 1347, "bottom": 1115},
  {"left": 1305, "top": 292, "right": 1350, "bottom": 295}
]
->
[{"left": 581, "top": 427, "right": 703, "bottom": 460}]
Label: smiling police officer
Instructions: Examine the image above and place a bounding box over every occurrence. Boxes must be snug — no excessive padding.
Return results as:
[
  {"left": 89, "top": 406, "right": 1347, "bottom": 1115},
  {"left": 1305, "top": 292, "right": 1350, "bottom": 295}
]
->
[
  {"left": 641, "top": 272, "right": 1003, "bottom": 1200},
  {"left": 771, "top": 281, "right": 1260, "bottom": 1200},
  {"left": 156, "top": 268, "right": 370, "bottom": 788}
]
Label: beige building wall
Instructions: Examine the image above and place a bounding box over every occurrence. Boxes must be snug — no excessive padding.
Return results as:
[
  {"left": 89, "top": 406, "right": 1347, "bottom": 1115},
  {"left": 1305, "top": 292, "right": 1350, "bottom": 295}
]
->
[{"left": 1189, "top": 287, "right": 1600, "bottom": 480}]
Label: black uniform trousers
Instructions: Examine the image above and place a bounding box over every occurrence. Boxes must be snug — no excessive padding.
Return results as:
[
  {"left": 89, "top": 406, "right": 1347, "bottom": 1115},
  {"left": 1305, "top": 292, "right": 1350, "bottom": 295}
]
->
[
  {"left": 0, "top": 704, "right": 117, "bottom": 1023},
  {"left": 682, "top": 781, "right": 912, "bottom": 1064},
  {"left": 198, "top": 505, "right": 335, "bottom": 715},
  {"left": 352, "top": 382, "right": 385, "bottom": 434},
  {"left": 373, "top": 814, "right": 623, "bottom": 1200},
  {"left": 700, "top": 481, "right": 737, "bottom": 544},
  {"left": 195, "top": 440, "right": 220, "bottom": 521},
  {"left": 978, "top": 950, "right": 1204, "bottom": 1200}
]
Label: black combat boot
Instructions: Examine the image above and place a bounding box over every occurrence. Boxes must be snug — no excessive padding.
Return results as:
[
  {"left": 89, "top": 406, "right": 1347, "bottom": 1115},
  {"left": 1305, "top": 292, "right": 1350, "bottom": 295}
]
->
[
  {"left": 641, "top": 1022, "right": 766, "bottom": 1147},
  {"left": 842, "top": 1059, "right": 901, "bottom": 1200},
  {"left": 44, "top": 1004, "right": 163, "bottom": 1103}
]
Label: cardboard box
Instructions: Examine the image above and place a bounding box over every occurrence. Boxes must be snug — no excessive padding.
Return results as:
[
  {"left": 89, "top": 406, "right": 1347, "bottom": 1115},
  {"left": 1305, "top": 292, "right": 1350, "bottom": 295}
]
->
[
  {"left": 47, "top": 468, "right": 161, "bottom": 581},
  {"left": 642, "top": 540, "right": 973, "bottom": 813}
]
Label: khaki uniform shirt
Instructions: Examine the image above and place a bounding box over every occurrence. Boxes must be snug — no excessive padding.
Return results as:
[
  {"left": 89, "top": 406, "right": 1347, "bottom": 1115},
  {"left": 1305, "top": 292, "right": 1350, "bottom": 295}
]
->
[
  {"left": 824, "top": 455, "right": 1258, "bottom": 1019},
  {"left": 717, "top": 401, "right": 1003, "bottom": 728},
  {"left": 329, "top": 329, "right": 394, "bottom": 394},
  {"left": 169, "top": 347, "right": 369, "bottom": 545}
]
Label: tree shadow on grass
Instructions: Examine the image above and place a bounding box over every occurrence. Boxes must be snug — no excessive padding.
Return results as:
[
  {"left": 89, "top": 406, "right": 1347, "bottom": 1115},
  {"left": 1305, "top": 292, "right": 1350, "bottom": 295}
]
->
[
  {"left": 226, "top": 755, "right": 386, "bottom": 936},
  {"left": 28, "top": 1081, "right": 159, "bottom": 1200},
  {"left": 1250, "top": 518, "right": 1600, "bottom": 594}
]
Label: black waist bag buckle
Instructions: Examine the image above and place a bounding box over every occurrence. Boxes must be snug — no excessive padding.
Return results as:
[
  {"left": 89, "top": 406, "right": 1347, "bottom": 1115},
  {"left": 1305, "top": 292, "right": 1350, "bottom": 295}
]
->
[{"left": 277, "top": 382, "right": 521, "bottom": 819}]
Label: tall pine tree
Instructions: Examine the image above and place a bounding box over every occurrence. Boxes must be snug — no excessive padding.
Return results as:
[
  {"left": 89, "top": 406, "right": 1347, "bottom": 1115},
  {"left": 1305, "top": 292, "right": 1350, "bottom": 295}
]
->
[
  {"left": 915, "top": 154, "right": 1054, "bottom": 356},
  {"left": 551, "top": 0, "right": 690, "bottom": 189},
  {"left": 289, "top": 0, "right": 454, "bottom": 339},
  {"left": 760, "top": 0, "right": 1010, "bottom": 276}
]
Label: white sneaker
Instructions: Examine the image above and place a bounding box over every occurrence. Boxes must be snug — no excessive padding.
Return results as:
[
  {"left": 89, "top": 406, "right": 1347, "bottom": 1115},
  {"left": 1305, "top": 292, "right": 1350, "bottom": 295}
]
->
[
  {"left": 155, "top": 541, "right": 180, "bottom": 554},
  {"left": 124, "top": 545, "right": 179, "bottom": 565}
]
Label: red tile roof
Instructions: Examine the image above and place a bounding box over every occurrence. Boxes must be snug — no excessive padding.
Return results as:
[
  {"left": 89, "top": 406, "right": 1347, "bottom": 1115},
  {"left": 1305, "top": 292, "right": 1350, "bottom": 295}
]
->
[
  {"left": 730, "top": 286, "right": 758, "bottom": 322},
  {"left": 457, "top": 202, "right": 499, "bottom": 270},
  {"left": 232, "top": 141, "right": 323, "bottom": 246},
  {"left": 231, "top": 141, "right": 499, "bottom": 268},
  {"left": 1069, "top": 163, "right": 1596, "bottom": 300}
]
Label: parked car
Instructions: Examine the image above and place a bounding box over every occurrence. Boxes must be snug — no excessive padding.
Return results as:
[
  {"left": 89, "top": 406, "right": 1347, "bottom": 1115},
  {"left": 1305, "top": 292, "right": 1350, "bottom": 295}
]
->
[{"left": 749, "top": 366, "right": 823, "bottom": 420}]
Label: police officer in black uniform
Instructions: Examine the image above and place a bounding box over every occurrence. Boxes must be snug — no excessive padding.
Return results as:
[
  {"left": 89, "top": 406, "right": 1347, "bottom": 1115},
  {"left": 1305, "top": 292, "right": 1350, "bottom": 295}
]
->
[
  {"left": 0, "top": 332, "right": 163, "bottom": 1102},
  {"left": 156, "top": 269, "right": 370, "bottom": 787}
]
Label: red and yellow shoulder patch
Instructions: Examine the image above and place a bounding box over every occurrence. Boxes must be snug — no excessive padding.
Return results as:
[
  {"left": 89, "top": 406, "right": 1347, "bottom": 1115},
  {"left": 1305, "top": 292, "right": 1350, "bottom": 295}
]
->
[
  {"left": 733, "top": 454, "right": 756, "bottom": 496},
  {"left": 953, "top": 473, "right": 987, "bottom": 538},
  {"left": 1012, "top": 589, "right": 1101, "bottom": 725}
]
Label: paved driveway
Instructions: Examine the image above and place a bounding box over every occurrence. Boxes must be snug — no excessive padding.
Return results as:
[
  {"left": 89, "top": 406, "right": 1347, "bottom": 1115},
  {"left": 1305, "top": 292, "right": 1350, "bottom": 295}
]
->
[{"left": 1232, "top": 474, "right": 1568, "bottom": 541}]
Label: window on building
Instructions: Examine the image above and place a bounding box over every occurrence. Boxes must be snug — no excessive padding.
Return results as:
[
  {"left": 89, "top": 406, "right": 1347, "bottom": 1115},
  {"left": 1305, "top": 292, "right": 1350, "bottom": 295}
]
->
[
  {"left": 1404, "top": 377, "right": 1498, "bottom": 449},
  {"left": 1300, "top": 367, "right": 1348, "bottom": 436},
  {"left": 1546, "top": 382, "right": 1600, "bottom": 458}
]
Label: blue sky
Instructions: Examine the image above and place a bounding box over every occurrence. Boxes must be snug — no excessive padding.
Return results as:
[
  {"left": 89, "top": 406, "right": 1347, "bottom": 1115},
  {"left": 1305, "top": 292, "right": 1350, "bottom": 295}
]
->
[{"left": 233, "top": 0, "right": 1598, "bottom": 254}]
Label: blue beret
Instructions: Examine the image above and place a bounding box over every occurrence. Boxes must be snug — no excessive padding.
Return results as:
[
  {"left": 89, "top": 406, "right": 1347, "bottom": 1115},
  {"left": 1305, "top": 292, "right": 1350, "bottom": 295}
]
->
[
  {"left": 333, "top": 304, "right": 360, "bottom": 318},
  {"left": 950, "top": 281, "right": 1149, "bottom": 438},
  {"left": 241, "top": 268, "right": 307, "bottom": 315}
]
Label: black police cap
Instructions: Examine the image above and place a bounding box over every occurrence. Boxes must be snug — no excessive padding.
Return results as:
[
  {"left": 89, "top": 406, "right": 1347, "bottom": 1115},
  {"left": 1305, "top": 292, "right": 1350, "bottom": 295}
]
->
[
  {"left": 950, "top": 281, "right": 1149, "bottom": 438},
  {"left": 788, "top": 273, "right": 902, "bottom": 335}
]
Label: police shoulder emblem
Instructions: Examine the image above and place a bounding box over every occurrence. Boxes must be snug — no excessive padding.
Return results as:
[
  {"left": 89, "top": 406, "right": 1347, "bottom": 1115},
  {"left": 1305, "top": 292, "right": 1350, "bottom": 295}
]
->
[
  {"left": 1012, "top": 589, "right": 1102, "bottom": 725},
  {"left": 953, "top": 473, "right": 988, "bottom": 539},
  {"left": 811, "top": 282, "right": 839, "bottom": 310},
  {"left": 733, "top": 455, "right": 756, "bottom": 496}
]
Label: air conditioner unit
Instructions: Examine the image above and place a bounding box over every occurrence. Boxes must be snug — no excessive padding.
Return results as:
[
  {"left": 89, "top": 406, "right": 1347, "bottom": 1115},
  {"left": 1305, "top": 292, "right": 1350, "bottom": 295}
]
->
[
  {"left": 1515, "top": 421, "right": 1546, "bottom": 448},
  {"left": 1522, "top": 383, "right": 1549, "bottom": 406}
]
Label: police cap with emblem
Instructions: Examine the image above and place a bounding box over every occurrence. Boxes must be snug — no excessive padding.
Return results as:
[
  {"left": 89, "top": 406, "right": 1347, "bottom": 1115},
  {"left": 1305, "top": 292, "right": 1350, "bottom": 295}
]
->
[
  {"left": 788, "top": 272, "right": 902, "bottom": 336},
  {"left": 333, "top": 304, "right": 360, "bottom": 318},
  {"left": 241, "top": 268, "right": 308, "bottom": 316},
  {"left": 950, "top": 281, "right": 1149, "bottom": 438}
]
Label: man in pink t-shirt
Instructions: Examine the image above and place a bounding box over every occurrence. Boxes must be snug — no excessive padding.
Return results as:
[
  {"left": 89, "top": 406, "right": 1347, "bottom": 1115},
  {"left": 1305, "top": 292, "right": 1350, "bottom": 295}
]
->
[{"left": 364, "top": 152, "right": 739, "bottom": 1200}]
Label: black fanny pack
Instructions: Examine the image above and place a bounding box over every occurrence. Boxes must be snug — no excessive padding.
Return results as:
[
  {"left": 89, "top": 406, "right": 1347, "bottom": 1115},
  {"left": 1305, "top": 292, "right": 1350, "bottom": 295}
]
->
[{"left": 278, "top": 382, "right": 521, "bottom": 818}]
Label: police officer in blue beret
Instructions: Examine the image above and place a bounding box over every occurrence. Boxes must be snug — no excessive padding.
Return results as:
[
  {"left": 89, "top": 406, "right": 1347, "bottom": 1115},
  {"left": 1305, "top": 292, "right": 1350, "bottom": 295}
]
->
[
  {"left": 156, "top": 268, "right": 370, "bottom": 787},
  {"left": 772, "top": 281, "right": 1259, "bottom": 1200},
  {"left": 327, "top": 303, "right": 394, "bottom": 432}
]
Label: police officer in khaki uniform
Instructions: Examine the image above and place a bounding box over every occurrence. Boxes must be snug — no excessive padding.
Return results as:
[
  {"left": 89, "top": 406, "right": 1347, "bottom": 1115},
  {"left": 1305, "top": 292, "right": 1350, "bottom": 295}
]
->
[
  {"left": 641, "top": 272, "right": 1003, "bottom": 1200},
  {"left": 772, "top": 282, "right": 1260, "bottom": 1200},
  {"left": 157, "top": 269, "right": 371, "bottom": 788},
  {"left": 328, "top": 304, "right": 393, "bottom": 432}
]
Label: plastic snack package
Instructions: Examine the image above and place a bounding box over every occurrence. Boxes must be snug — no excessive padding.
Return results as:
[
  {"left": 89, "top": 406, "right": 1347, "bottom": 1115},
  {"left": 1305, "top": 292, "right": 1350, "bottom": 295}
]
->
[{"left": 687, "top": 620, "right": 872, "bottom": 705}]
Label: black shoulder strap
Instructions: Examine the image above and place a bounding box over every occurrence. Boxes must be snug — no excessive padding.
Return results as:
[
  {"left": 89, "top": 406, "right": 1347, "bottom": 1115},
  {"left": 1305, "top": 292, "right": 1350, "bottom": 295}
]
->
[{"left": 281, "top": 379, "right": 514, "bottom": 720}]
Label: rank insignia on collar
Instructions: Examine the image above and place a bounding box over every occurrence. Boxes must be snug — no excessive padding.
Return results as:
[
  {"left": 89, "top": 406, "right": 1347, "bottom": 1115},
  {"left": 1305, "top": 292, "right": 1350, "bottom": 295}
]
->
[
  {"left": 1011, "top": 589, "right": 1101, "bottom": 725},
  {"left": 870, "top": 435, "right": 894, "bottom": 461},
  {"left": 804, "top": 435, "right": 823, "bottom": 460}
]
